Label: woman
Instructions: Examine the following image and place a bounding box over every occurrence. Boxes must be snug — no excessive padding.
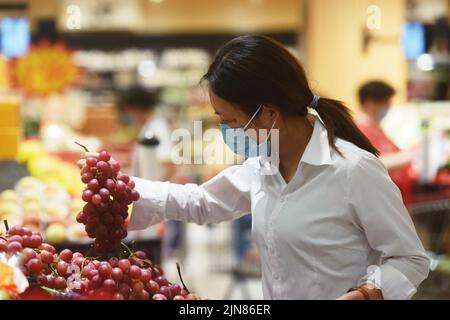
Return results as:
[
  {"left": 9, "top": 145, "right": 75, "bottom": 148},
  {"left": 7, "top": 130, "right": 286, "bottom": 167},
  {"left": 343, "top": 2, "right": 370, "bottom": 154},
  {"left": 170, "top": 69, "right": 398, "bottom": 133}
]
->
[{"left": 85, "top": 35, "right": 429, "bottom": 300}]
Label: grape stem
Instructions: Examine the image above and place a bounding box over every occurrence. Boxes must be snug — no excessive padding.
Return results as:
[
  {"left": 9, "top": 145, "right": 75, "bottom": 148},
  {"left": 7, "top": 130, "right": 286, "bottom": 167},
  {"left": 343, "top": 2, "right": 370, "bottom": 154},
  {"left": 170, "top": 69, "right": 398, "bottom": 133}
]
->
[
  {"left": 74, "top": 141, "right": 90, "bottom": 152},
  {"left": 3, "top": 220, "right": 9, "bottom": 232},
  {"left": 176, "top": 262, "right": 190, "bottom": 294},
  {"left": 120, "top": 242, "right": 134, "bottom": 257}
]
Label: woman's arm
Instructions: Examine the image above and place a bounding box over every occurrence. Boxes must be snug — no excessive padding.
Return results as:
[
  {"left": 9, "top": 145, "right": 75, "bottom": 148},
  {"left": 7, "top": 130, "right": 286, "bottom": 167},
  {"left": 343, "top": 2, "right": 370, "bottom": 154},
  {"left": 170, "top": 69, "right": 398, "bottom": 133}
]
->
[
  {"left": 345, "top": 154, "right": 430, "bottom": 300},
  {"left": 128, "top": 164, "right": 253, "bottom": 231}
]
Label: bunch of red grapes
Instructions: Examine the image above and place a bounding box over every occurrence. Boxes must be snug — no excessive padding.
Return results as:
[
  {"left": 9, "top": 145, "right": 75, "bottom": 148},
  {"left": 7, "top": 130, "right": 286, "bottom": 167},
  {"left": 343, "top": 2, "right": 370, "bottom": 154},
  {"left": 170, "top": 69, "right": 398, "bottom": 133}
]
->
[
  {"left": 77, "top": 150, "right": 140, "bottom": 255},
  {"left": 1, "top": 225, "right": 200, "bottom": 300}
]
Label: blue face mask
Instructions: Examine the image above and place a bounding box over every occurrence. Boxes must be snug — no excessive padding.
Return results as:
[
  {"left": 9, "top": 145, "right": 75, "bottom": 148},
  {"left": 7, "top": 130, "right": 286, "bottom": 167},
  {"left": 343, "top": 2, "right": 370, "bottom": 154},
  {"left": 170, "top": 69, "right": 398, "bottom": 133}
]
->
[{"left": 220, "top": 105, "right": 277, "bottom": 158}]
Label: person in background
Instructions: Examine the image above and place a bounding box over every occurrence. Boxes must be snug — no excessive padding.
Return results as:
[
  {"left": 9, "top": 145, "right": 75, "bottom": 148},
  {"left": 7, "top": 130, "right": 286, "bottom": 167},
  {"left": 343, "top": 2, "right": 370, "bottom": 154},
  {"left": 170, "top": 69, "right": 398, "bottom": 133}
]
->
[
  {"left": 356, "top": 81, "right": 416, "bottom": 205},
  {"left": 117, "top": 86, "right": 185, "bottom": 261}
]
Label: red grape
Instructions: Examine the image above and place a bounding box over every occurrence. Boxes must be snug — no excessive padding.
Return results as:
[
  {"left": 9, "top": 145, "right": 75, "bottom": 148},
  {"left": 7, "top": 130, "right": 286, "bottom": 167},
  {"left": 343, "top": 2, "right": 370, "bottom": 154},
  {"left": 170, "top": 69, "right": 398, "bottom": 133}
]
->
[
  {"left": 81, "top": 172, "right": 94, "bottom": 184},
  {"left": 113, "top": 292, "right": 125, "bottom": 300},
  {"left": 113, "top": 215, "right": 124, "bottom": 227},
  {"left": 99, "top": 188, "right": 110, "bottom": 200},
  {"left": 100, "top": 213, "right": 113, "bottom": 225},
  {"left": 170, "top": 284, "right": 182, "bottom": 297},
  {"left": 117, "top": 173, "right": 130, "bottom": 184},
  {"left": 82, "top": 189, "right": 94, "bottom": 202},
  {"left": 155, "top": 276, "right": 168, "bottom": 287},
  {"left": 109, "top": 160, "right": 120, "bottom": 173},
  {"left": 46, "top": 275, "right": 55, "bottom": 288},
  {"left": 118, "top": 283, "right": 131, "bottom": 297},
  {"left": 22, "top": 247, "right": 37, "bottom": 260},
  {"left": 73, "top": 252, "right": 84, "bottom": 259},
  {"left": 173, "top": 295, "right": 185, "bottom": 300},
  {"left": 108, "top": 257, "right": 119, "bottom": 267},
  {"left": 115, "top": 180, "right": 127, "bottom": 193},
  {"left": 87, "top": 269, "right": 99, "bottom": 280},
  {"left": 145, "top": 280, "right": 159, "bottom": 295},
  {"left": 98, "top": 151, "right": 111, "bottom": 162},
  {"left": 22, "top": 235, "right": 32, "bottom": 247},
  {"left": 105, "top": 179, "right": 115, "bottom": 192},
  {"left": 8, "top": 235, "right": 23, "bottom": 244},
  {"left": 96, "top": 161, "right": 109, "bottom": 173},
  {"left": 39, "top": 250, "right": 54, "bottom": 264},
  {"left": 129, "top": 190, "right": 140, "bottom": 201},
  {"left": 131, "top": 280, "right": 144, "bottom": 293},
  {"left": 140, "top": 269, "right": 152, "bottom": 283},
  {"left": 127, "top": 180, "right": 135, "bottom": 189},
  {"left": 8, "top": 225, "right": 24, "bottom": 236},
  {"left": 7, "top": 241, "right": 22, "bottom": 253},
  {"left": 76, "top": 211, "right": 87, "bottom": 224},
  {"left": 29, "top": 234, "right": 42, "bottom": 248},
  {"left": 57, "top": 261, "right": 69, "bottom": 277},
  {"left": 87, "top": 179, "right": 99, "bottom": 191},
  {"left": 129, "top": 265, "right": 142, "bottom": 279},
  {"left": 91, "top": 194, "right": 102, "bottom": 205},
  {"left": 103, "top": 279, "right": 116, "bottom": 292},
  {"left": 0, "top": 239, "right": 6, "bottom": 252},
  {"left": 86, "top": 156, "right": 98, "bottom": 167},
  {"left": 91, "top": 275, "right": 103, "bottom": 289},
  {"left": 37, "top": 274, "right": 47, "bottom": 286},
  {"left": 54, "top": 276, "right": 66, "bottom": 290},
  {"left": 98, "top": 263, "right": 112, "bottom": 278},
  {"left": 111, "top": 267, "right": 123, "bottom": 282},
  {"left": 118, "top": 259, "right": 131, "bottom": 272},
  {"left": 134, "top": 251, "right": 147, "bottom": 259},
  {"left": 39, "top": 243, "right": 56, "bottom": 254},
  {"left": 152, "top": 293, "right": 167, "bottom": 300},
  {"left": 159, "top": 286, "right": 171, "bottom": 299},
  {"left": 60, "top": 249, "right": 73, "bottom": 262},
  {"left": 137, "top": 290, "right": 150, "bottom": 300}
]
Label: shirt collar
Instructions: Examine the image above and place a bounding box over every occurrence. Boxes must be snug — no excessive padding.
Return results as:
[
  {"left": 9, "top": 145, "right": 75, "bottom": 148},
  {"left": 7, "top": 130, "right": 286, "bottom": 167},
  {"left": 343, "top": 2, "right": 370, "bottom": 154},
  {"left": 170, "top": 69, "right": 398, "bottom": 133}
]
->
[{"left": 300, "top": 118, "right": 334, "bottom": 166}]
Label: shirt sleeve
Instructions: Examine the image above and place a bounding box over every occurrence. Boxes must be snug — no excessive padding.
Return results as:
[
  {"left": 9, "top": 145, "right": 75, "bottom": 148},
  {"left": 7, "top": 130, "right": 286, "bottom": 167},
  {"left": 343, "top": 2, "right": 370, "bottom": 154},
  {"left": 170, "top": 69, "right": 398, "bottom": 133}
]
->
[
  {"left": 128, "top": 163, "right": 253, "bottom": 230},
  {"left": 348, "top": 153, "right": 430, "bottom": 300}
]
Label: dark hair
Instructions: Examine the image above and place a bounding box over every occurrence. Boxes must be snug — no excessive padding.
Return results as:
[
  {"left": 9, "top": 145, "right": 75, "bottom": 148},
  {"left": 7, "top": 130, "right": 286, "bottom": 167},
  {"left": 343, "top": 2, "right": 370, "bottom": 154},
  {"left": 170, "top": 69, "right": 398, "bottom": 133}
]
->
[
  {"left": 202, "top": 35, "right": 379, "bottom": 156},
  {"left": 358, "top": 81, "right": 395, "bottom": 105},
  {"left": 117, "top": 86, "right": 159, "bottom": 112}
]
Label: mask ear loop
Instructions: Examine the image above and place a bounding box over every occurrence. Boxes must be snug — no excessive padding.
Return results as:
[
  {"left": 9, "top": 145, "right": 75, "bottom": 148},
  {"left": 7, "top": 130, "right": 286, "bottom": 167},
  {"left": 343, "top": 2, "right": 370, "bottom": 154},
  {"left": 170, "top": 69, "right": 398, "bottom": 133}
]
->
[{"left": 243, "top": 104, "right": 263, "bottom": 130}]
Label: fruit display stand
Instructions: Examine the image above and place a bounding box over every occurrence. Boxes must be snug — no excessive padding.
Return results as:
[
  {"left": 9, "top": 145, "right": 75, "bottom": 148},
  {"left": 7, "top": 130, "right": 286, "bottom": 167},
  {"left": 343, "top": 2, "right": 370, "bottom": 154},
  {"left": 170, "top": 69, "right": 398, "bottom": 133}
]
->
[
  {"left": 0, "top": 149, "right": 201, "bottom": 300},
  {"left": 410, "top": 185, "right": 450, "bottom": 299}
]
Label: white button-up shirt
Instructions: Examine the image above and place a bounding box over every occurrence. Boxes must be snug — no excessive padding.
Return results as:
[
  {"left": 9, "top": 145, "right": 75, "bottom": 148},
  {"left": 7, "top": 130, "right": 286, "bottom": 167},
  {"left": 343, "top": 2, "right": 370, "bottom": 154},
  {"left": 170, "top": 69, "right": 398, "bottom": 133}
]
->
[{"left": 129, "top": 119, "right": 430, "bottom": 300}]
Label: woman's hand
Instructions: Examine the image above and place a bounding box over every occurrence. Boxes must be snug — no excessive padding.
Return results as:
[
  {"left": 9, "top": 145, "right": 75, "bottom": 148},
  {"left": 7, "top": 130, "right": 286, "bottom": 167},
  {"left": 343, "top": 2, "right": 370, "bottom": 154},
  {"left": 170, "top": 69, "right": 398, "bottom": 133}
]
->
[{"left": 336, "top": 285, "right": 384, "bottom": 300}]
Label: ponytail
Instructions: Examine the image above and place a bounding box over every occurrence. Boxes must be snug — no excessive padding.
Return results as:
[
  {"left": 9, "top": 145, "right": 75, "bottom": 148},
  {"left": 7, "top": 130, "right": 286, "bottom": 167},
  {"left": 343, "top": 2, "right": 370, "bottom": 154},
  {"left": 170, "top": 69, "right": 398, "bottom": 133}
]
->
[{"left": 314, "top": 97, "right": 379, "bottom": 157}]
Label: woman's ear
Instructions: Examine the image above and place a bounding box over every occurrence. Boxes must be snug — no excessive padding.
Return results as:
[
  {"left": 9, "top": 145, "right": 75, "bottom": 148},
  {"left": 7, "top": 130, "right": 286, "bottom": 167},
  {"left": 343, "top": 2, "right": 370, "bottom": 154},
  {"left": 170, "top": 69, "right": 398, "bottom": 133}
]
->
[{"left": 259, "top": 104, "right": 280, "bottom": 127}]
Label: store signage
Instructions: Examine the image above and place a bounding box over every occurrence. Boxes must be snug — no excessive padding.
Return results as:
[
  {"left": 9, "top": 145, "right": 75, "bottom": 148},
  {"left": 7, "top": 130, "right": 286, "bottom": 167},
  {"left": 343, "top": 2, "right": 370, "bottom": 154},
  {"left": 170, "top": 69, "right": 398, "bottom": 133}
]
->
[{"left": 13, "top": 41, "right": 78, "bottom": 96}]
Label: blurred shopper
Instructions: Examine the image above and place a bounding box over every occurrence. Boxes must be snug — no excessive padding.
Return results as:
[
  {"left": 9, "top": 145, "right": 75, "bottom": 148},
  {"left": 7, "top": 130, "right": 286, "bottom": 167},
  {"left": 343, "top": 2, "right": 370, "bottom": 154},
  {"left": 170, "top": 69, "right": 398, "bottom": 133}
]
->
[
  {"left": 356, "top": 81, "right": 416, "bottom": 204},
  {"left": 84, "top": 36, "right": 429, "bottom": 300},
  {"left": 117, "top": 86, "right": 185, "bottom": 262}
]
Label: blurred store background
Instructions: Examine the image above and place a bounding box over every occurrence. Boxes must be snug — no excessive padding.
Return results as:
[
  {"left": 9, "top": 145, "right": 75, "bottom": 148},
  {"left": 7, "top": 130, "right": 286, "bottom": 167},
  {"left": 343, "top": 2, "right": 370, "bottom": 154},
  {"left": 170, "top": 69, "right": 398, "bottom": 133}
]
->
[{"left": 0, "top": 0, "right": 449, "bottom": 299}]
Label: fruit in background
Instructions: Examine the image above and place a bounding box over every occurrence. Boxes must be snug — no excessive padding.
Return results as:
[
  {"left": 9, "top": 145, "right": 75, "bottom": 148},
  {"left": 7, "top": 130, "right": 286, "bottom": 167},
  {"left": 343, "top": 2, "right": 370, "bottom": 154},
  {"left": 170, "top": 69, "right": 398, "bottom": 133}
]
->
[
  {"left": 23, "top": 202, "right": 41, "bottom": 217},
  {"left": 16, "top": 176, "right": 42, "bottom": 191},
  {"left": 0, "top": 190, "right": 17, "bottom": 203},
  {"left": 17, "top": 140, "right": 47, "bottom": 164},
  {"left": 44, "top": 223, "right": 67, "bottom": 244},
  {"left": 44, "top": 202, "right": 67, "bottom": 220}
]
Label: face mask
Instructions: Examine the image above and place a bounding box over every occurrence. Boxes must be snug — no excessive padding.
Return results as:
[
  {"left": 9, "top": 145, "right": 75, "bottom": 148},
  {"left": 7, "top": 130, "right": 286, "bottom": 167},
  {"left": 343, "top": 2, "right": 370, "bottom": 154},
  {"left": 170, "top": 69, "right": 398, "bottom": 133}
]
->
[
  {"left": 378, "top": 107, "right": 389, "bottom": 121},
  {"left": 220, "top": 105, "right": 277, "bottom": 158}
]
